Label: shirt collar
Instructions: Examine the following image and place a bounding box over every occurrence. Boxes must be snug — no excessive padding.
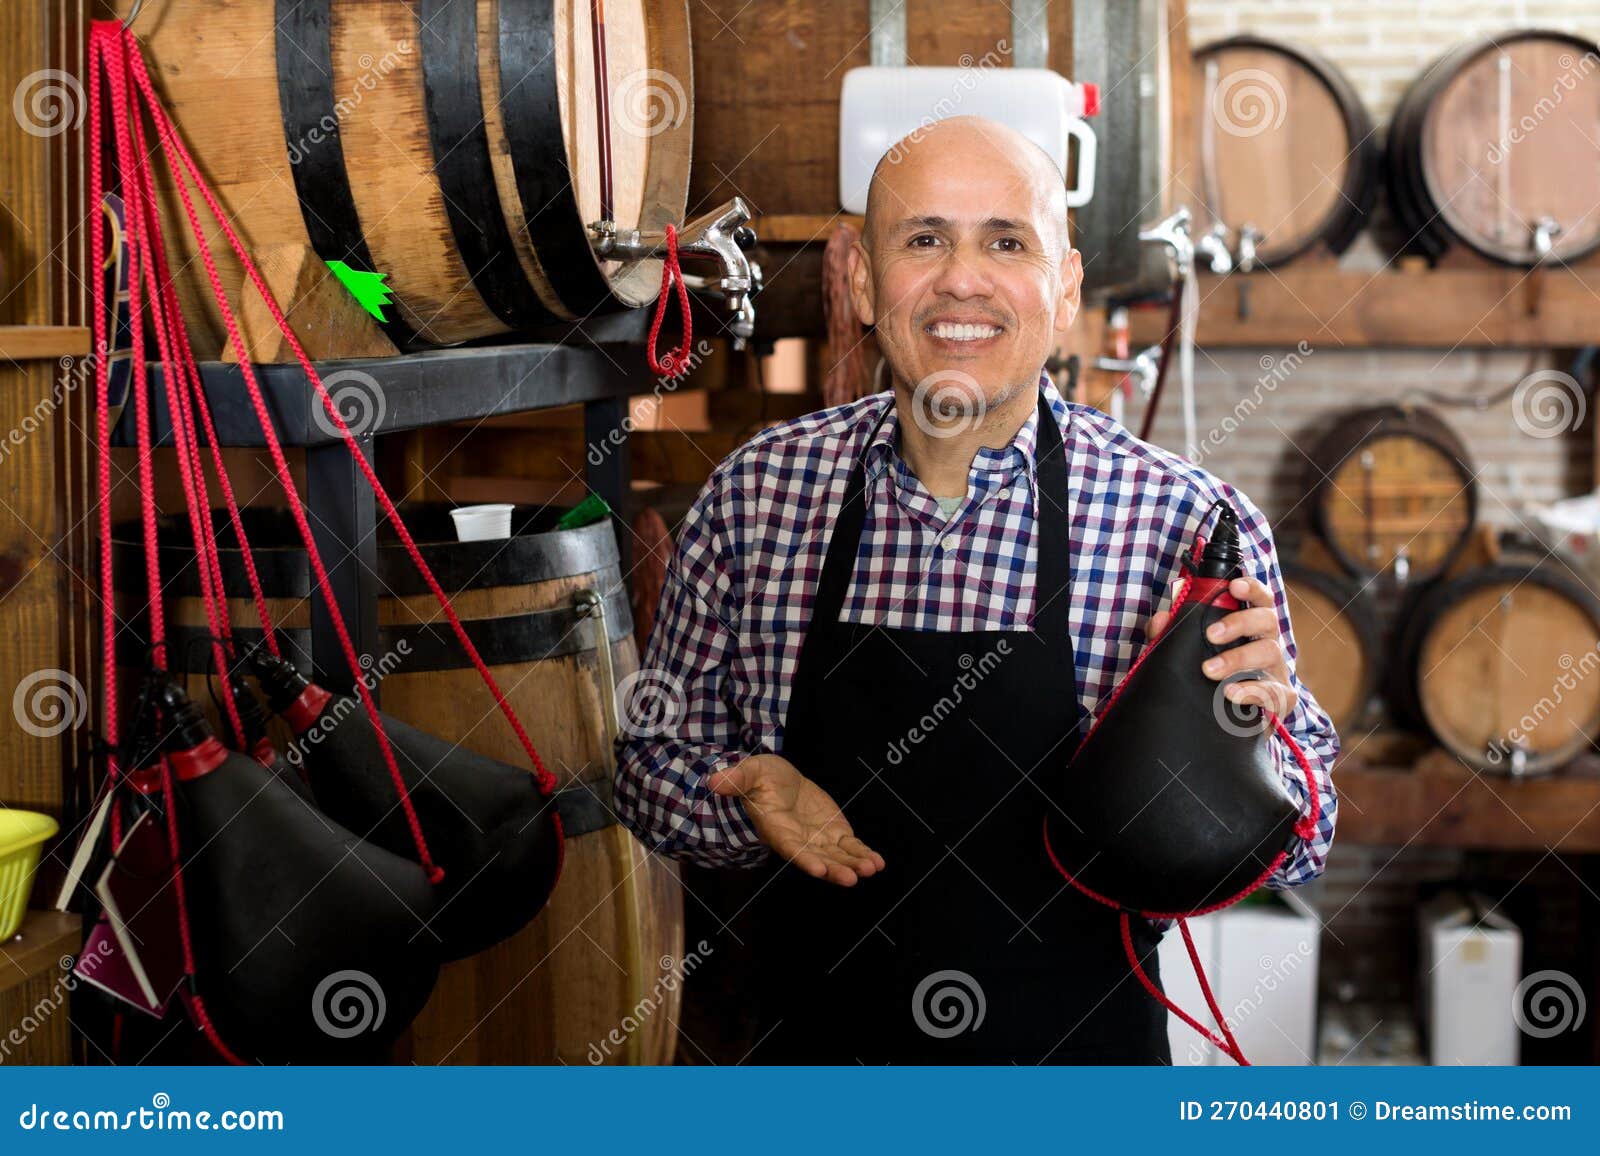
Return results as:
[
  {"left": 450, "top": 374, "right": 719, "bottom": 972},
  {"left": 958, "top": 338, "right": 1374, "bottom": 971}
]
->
[{"left": 862, "top": 371, "right": 1066, "bottom": 483}]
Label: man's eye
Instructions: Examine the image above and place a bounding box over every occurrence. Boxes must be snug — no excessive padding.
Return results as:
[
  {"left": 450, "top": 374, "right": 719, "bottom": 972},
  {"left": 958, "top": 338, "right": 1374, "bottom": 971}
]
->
[
  {"left": 909, "top": 234, "right": 940, "bottom": 248},
  {"left": 993, "top": 236, "right": 1023, "bottom": 251}
]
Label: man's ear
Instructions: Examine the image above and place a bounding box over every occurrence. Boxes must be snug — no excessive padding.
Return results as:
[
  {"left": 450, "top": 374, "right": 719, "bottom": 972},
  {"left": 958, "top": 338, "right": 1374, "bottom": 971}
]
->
[
  {"left": 1052, "top": 246, "right": 1083, "bottom": 338},
  {"left": 848, "top": 240, "right": 877, "bottom": 326}
]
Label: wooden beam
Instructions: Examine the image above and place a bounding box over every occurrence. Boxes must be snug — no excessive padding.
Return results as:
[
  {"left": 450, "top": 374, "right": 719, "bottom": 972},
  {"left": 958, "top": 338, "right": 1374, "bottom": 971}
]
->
[
  {"left": 0, "top": 327, "right": 91, "bottom": 362},
  {"left": 1336, "top": 753, "right": 1600, "bottom": 852},
  {"left": 1129, "top": 261, "right": 1600, "bottom": 348}
]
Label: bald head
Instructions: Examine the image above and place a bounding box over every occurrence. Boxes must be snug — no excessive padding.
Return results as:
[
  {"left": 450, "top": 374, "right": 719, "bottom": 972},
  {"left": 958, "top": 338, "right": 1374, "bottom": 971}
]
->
[{"left": 862, "top": 116, "right": 1070, "bottom": 254}]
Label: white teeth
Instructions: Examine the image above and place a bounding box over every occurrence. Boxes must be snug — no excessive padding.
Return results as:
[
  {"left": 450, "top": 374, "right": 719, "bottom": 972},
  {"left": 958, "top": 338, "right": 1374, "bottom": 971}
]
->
[{"left": 929, "top": 322, "right": 1001, "bottom": 341}]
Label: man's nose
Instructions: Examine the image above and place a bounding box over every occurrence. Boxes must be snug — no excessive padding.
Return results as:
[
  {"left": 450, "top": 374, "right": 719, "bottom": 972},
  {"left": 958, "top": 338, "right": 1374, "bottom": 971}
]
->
[{"left": 928, "top": 241, "right": 994, "bottom": 299}]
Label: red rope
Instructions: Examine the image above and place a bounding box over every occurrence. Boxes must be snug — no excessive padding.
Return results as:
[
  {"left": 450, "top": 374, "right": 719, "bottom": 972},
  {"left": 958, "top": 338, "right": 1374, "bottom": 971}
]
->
[
  {"left": 646, "top": 225, "right": 692, "bottom": 377},
  {"left": 87, "top": 27, "right": 121, "bottom": 845},
  {"left": 90, "top": 23, "right": 247, "bottom": 1066},
  {"left": 1118, "top": 913, "right": 1247, "bottom": 1065},
  {"left": 1179, "top": 916, "right": 1246, "bottom": 1062}
]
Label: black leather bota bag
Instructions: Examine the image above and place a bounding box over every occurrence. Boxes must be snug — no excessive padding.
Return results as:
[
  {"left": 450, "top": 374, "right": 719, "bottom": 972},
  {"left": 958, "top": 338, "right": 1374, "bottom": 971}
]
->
[
  {"left": 1044, "top": 505, "right": 1311, "bottom": 917},
  {"left": 253, "top": 652, "right": 563, "bottom": 961},
  {"left": 160, "top": 682, "right": 442, "bottom": 1064}
]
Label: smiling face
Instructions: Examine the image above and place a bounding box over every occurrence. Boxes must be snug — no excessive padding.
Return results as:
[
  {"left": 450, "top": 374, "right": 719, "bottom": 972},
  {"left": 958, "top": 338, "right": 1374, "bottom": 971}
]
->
[{"left": 849, "top": 117, "right": 1083, "bottom": 418}]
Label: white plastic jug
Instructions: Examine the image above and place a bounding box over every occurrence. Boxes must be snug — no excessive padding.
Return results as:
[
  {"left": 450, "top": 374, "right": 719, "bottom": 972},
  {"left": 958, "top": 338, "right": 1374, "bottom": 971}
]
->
[{"left": 838, "top": 66, "right": 1099, "bottom": 213}]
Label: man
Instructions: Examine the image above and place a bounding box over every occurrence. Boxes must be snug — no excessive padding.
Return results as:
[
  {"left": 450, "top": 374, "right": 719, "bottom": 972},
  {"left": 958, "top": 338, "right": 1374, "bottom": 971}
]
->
[{"left": 615, "top": 116, "right": 1338, "bottom": 1064}]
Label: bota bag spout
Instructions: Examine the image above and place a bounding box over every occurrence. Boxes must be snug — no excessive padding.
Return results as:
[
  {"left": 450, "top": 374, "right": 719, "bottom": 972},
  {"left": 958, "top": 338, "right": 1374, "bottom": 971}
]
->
[
  {"left": 1043, "top": 501, "right": 1322, "bottom": 1064},
  {"left": 252, "top": 652, "right": 564, "bottom": 961}
]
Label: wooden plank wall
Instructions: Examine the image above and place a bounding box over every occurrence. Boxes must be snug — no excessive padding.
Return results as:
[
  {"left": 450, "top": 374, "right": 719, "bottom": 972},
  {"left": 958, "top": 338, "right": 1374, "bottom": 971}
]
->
[{"left": 1, "top": 0, "right": 84, "bottom": 1066}]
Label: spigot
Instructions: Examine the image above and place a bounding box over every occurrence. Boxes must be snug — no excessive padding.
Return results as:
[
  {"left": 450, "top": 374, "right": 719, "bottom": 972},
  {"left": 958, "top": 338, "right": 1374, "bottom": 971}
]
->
[
  {"left": 1196, "top": 223, "right": 1234, "bottom": 275},
  {"left": 1533, "top": 216, "right": 1563, "bottom": 263},
  {"left": 683, "top": 261, "right": 763, "bottom": 351},
  {"left": 1138, "top": 207, "right": 1195, "bottom": 277},
  {"left": 1093, "top": 343, "right": 1163, "bottom": 397},
  {"left": 590, "top": 197, "right": 757, "bottom": 315},
  {"left": 1235, "top": 223, "right": 1263, "bottom": 273}
]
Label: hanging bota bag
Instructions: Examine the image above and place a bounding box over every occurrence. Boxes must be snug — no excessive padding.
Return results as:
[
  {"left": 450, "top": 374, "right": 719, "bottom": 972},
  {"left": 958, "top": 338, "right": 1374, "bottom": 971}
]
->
[
  {"left": 251, "top": 651, "right": 564, "bottom": 962},
  {"left": 159, "top": 680, "right": 442, "bottom": 1063},
  {"left": 1043, "top": 502, "right": 1322, "bottom": 1064}
]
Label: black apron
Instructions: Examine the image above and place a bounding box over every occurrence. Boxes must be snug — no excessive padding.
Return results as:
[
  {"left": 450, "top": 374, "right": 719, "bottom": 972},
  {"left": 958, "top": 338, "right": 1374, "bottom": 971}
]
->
[{"left": 742, "top": 386, "right": 1171, "bottom": 1064}]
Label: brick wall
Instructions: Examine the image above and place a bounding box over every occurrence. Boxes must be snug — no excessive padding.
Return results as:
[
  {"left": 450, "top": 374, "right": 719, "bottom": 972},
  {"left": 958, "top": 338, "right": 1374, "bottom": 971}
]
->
[{"left": 1187, "top": 0, "right": 1600, "bottom": 120}]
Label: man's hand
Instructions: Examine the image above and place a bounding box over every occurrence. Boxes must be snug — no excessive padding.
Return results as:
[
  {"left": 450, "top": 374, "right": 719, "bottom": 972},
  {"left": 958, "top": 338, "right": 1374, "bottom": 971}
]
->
[
  {"left": 708, "top": 753, "right": 886, "bottom": 886},
  {"left": 1146, "top": 575, "right": 1299, "bottom": 719}
]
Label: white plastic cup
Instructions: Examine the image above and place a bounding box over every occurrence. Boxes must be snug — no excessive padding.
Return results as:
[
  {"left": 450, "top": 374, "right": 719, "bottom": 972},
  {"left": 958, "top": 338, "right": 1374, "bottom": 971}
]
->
[{"left": 449, "top": 503, "right": 514, "bottom": 542}]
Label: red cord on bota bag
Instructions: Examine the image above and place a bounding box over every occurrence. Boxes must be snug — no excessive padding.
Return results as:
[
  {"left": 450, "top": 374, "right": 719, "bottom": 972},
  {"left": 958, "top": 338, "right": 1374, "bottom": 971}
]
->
[{"left": 647, "top": 224, "right": 693, "bottom": 377}]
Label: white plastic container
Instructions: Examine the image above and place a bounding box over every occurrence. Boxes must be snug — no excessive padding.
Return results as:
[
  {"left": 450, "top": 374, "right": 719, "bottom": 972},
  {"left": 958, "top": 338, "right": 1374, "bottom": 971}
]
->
[
  {"left": 838, "top": 66, "right": 1099, "bottom": 213},
  {"left": 450, "top": 503, "right": 514, "bottom": 542}
]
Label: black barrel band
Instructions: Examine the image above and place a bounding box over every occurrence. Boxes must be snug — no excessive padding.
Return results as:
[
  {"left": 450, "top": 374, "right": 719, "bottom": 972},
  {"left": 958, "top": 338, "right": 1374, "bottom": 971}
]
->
[
  {"left": 118, "top": 621, "right": 314, "bottom": 678},
  {"left": 275, "top": 0, "right": 418, "bottom": 348},
  {"left": 496, "top": 0, "right": 615, "bottom": 315},
  {"left": 418, "top": 0, "right": 560, "bottom": 331},
  {"left": 379, "top": 586, "right": 633, "bottom": 672}
]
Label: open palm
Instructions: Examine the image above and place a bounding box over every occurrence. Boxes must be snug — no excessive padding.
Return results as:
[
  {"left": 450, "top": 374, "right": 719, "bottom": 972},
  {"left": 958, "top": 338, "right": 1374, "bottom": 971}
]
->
[{"left": 708, "top": 753, "right": 885, "bottom": 886}]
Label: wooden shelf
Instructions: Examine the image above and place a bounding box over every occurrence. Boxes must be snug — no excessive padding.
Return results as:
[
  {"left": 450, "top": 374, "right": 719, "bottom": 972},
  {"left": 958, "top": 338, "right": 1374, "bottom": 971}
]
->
[
  {"left": 0, "top": 325, "right": 91, "bottom": 363},
  {"left": 1127, "top": 264, "right": 1600, "bottom": 348},
  {"left": 1336, "top": 748, "right": 1600, "bottom": 852},
  {"left": 0, "top": 909, "right": 80, "bottom": 997}
]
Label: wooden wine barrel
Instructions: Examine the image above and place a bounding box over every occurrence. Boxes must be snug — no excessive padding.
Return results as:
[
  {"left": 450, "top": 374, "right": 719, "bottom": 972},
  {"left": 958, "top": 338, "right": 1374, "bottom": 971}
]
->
[
  {"left": 1281, "top": 562, "right": 1376, "bottom": 735},
  {"left": 1395, "top": 561, "right": 1600, "bottom": 774},
  {"left": 1194, "top": 36, "right": 1377, "bottom": 267},
  {"left": 113, "top": 504, "right": 684, "bottom": 1065},
  {"left": 113, "top": 0, "right": 692, "bottom": 351},
  {"left": 1305, "top": 405, "right": 1477, "bottom": 584},
  {"left": 1387, "top": 30, "right": 1600, "bottom": 266}
]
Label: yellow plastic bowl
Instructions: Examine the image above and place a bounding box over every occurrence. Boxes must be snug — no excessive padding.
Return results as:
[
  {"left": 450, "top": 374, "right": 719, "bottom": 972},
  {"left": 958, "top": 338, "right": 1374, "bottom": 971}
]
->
[{"left": 0, "top": 810, "right": 59, "bottom": 941}]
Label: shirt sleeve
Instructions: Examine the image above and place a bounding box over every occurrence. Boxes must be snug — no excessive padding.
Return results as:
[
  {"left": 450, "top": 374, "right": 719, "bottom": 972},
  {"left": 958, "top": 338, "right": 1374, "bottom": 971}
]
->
[
  {"left": 1226, "top": 485, "right": 1340, "bottom": 889},
  {"left": 612, "top": 470, "right": 771, "bottom": 868}
]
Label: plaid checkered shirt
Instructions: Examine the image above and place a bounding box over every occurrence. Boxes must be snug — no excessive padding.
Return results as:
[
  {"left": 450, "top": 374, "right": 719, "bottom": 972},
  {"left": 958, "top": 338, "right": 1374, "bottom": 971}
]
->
[{"left": 614, "top": 374, "right": 1338, "bottom": 898}]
